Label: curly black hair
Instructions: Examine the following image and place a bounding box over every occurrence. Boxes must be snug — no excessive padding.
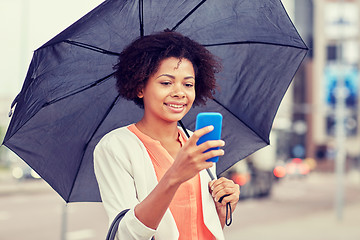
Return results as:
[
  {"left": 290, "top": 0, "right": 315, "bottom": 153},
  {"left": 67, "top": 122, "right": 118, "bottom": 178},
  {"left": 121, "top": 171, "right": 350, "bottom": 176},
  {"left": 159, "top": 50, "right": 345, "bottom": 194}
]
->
[{"left": 114, "top": 30, "right": 221, "bottom": 107}]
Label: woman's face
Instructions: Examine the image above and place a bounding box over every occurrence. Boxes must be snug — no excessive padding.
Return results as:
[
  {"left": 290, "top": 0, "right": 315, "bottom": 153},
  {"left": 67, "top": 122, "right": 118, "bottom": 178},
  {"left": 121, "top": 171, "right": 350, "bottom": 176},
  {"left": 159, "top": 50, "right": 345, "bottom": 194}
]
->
[{"left": 138, "top": 57, "right": 196, "bottom": 124}]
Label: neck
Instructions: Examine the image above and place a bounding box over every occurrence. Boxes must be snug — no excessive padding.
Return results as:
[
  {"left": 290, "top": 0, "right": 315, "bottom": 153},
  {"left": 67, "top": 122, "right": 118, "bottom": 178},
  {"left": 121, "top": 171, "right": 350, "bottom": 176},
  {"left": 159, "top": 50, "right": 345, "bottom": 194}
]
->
[{"left": 135, "top": 118, "right": 179, "bottom": 143}]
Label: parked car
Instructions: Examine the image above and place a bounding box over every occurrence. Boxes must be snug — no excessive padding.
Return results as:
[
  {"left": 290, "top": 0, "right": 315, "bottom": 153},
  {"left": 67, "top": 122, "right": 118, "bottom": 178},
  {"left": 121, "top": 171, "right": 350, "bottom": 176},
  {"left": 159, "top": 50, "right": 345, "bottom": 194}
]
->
[
  {"left": 285, "top": 157, "right": 310, "bottom": 177},
  {"left": 222, "top": 142, "right": 277, "bottom": 200},
  {"left": 11, "top": 160, "right": 40, "bottom": 180}
]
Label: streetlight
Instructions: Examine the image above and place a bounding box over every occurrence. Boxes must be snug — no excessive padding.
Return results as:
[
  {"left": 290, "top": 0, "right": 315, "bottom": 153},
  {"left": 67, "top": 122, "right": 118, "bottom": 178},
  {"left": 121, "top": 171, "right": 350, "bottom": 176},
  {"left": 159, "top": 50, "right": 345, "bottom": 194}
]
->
[{"left": 334, "top": 0, "right": 347, "bottom": 221}]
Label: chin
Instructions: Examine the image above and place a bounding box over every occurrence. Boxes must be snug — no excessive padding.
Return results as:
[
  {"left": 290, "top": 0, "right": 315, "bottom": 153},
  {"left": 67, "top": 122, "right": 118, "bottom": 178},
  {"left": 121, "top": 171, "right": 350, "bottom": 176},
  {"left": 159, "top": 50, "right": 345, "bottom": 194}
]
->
[{"left": 163, "top": 113, "right": 188, "bottom": 123}]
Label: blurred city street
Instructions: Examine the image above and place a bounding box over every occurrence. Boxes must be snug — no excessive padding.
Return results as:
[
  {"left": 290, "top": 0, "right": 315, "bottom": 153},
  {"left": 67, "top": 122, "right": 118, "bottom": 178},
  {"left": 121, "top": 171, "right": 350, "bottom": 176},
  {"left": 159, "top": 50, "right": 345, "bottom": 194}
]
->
[
  {"left": 1, "top": 171, "right": 359, "bottom": 240},
  {"left": 224, "top": 171, "right": 360, "bottom": 240},
  {"left": 1, "top": 0, "right": 360, "bottom": 240}
]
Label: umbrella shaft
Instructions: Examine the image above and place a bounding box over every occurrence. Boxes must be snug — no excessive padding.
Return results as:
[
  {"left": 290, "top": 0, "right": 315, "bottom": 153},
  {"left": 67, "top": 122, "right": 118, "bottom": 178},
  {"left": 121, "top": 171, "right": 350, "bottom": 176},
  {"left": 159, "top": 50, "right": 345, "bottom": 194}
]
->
[{"left": 206, "top": 168, "right": 215, "bottom": 180}]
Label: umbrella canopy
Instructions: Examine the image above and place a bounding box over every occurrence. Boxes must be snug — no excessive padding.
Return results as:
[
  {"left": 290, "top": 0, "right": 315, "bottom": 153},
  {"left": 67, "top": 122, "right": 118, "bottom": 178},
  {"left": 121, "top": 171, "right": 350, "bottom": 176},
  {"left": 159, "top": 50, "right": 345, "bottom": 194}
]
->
[{"left": 3, "top": 0, "right": 307, "bottom": 202}]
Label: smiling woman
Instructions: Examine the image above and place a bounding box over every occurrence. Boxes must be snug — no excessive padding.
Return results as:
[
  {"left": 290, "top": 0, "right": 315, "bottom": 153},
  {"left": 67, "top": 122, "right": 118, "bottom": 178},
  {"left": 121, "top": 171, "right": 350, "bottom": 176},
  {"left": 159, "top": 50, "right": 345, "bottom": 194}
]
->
[
  {"left": 94, "top": 31, "right": 240, "bottom": 240},
  {"left": 137, "top": 57, "right": 196, "bottom": 125}
]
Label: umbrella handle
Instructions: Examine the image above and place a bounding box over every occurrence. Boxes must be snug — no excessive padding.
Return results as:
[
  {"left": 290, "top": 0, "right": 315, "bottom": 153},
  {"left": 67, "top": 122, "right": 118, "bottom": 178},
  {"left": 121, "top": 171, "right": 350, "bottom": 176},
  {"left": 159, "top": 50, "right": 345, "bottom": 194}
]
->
[
  {"left": 218, "top": 194, "right": 233, "bottom": 226},
  {"left": 208, "top": 168, "right": 232, "bottom": 227},
  {"left": 225, "top": 203, "right": 232, "bottom": 226}
]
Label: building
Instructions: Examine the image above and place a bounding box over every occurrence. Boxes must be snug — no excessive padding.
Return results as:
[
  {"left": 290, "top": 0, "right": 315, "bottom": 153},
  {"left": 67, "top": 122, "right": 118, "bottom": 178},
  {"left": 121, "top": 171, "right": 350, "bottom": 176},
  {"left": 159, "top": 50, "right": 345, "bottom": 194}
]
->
[
  {"left": 274, "top": 0, "right": 359, "bottom": 172},
  {"left": 312, "top": 0, "right": 360, "bottom": 170}
]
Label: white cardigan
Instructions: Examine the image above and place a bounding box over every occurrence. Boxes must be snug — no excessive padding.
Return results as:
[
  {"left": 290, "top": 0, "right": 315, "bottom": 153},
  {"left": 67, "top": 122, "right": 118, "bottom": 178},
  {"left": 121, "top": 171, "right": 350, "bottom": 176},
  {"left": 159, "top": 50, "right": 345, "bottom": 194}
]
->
[{"left": 94, "top": 126, "right": 224, "bottom": 240}]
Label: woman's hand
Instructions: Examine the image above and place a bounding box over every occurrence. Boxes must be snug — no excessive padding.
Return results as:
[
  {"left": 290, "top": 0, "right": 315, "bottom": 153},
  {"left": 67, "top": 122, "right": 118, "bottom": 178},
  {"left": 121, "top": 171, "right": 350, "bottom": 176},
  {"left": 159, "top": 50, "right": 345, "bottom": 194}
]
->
[
  {"left": 167, "top": 126, "right": 225, "bottom": 185},
  {"left": 209, "top": 177, "right": 240, "bottom": 227}
]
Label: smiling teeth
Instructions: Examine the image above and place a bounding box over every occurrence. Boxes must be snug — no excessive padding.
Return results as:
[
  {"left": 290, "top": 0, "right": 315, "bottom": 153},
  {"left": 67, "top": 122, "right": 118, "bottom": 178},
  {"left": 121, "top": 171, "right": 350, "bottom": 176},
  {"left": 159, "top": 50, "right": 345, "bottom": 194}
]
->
[{"left": 168, "top": 104, "right": 183, "bottom": 108}]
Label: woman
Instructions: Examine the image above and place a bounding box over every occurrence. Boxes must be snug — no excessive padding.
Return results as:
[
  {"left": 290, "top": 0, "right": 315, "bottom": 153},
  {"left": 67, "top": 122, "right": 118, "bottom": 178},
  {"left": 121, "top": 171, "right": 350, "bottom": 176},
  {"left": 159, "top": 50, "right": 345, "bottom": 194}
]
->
[{"left": 94, "top": 31, "right": 240, "bottom": 240}]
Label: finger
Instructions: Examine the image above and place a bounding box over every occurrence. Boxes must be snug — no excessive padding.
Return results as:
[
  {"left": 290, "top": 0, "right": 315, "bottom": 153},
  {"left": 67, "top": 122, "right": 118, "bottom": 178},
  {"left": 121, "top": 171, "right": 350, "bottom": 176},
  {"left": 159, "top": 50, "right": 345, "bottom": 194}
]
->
[
  {"left": 210, "top": 179, "right": 239, "bottom": 199},
  {"left": 188, "top": 125, "right": 214, "bottom": 144},
  {"left": 213, "top": 184, "right": 240, "bottom": 199},
  {"left": 198, "top": 149, "right": 225, "bottom": 162},
  {"left": 198, "top": 161, "right": 214, "bottom": 171},
  {"left": 209, "top": 180, "right": 216, "bottom": 189},
  {"left": 197, "top": 139, "right": 225, "bottom": 153},
  {"left": 218, "top": 194, "right": 231, "bottom": 203},
  {"left": 214, "top": 186, "right": 238, "bottom": 197},
  {"left": 212, "top": 187, "right": 235, "bottom": 201},
  {"left": 210, "top": 177, "right": 233, "bottom": 191},
  {"left": 217, "top": 194, "right": 239, "bottom": 206},
  {"left": 212, "top": 184, "right": 239, "bottom": 197}
]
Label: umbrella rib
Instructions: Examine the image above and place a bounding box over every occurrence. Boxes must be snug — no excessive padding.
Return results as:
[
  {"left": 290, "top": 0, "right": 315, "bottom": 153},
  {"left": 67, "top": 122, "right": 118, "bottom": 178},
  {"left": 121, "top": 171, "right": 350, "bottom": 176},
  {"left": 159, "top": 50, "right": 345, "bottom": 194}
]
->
[
  {"left": 67, "top": 93, "right": 121, "bottom": 201},
  {"left": 171, "top": 0, "right": 207, "bottom": 31},
  {"left": 212, "top": 98, "right": 270, "bottom": 145},
  {"left": 2, "top": 73, "right": 116, "bottom": 143},
  {"left": 44, "top": 72, "right": 115, "bottom": 107},
  {"left": 203, "top": 41, "right": 308, "bottom": 50},
  {"left": 64, "top": 40, "right": 121, "bottom": 56},
  {"left": 139, "top": 0, "right": 144, "bottom": 37}
]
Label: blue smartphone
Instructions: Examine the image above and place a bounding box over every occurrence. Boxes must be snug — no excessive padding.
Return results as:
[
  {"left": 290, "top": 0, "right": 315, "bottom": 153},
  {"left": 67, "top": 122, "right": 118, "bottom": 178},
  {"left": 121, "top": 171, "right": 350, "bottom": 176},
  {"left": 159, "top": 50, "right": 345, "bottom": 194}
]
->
[{"left": 195, "top": 112, "right": 223, "bottom": 162}]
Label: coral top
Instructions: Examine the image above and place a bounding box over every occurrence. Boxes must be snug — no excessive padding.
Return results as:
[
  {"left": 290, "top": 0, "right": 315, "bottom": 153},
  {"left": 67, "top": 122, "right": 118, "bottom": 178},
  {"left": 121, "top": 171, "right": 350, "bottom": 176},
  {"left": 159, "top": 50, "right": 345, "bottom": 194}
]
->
[{"left": 128, "top": 124, "right": 214, "bottom": 240}]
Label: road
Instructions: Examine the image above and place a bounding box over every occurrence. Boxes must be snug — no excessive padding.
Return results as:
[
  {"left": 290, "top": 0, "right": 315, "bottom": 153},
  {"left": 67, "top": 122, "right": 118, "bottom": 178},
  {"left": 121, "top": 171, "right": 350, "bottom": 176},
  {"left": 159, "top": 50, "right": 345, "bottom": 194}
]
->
[
  {"left": 0, "top": 172, "right": 359, "bottom": 240},
  {"left": 224, "top": 172, "right": 360, "bottom": 240}
]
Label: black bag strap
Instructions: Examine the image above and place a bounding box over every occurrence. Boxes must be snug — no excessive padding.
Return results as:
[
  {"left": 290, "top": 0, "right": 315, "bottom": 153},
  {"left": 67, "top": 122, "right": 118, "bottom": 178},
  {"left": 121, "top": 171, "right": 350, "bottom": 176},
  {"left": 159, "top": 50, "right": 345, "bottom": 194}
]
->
[
  {"left": 105, "top": 209, "right": 155, "bottom": 240},
  {"left": 106, "top": 209, "right": 130, "bottom": 240}
]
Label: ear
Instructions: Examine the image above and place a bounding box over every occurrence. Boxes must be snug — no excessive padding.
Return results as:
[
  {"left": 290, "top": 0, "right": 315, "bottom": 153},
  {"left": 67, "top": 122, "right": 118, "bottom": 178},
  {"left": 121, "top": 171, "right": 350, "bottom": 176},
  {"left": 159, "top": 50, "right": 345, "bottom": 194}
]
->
[{"left": 137, "top": 87, "right": 144, "bottom": 98}]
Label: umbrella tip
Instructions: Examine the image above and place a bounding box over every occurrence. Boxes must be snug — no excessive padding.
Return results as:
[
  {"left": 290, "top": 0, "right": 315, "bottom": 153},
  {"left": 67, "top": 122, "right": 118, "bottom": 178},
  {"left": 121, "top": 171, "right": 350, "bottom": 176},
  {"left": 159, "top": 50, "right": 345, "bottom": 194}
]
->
[{"left": 9, "top": 94, "right": 19, "bottom": 117}]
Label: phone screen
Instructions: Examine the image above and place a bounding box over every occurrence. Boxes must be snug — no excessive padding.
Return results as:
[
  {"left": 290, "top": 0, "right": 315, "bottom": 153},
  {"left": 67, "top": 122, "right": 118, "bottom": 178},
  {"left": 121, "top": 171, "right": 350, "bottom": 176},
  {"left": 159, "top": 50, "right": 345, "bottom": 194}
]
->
[{"left": 195, "top": 112, "right": 223, "bottom": 162}]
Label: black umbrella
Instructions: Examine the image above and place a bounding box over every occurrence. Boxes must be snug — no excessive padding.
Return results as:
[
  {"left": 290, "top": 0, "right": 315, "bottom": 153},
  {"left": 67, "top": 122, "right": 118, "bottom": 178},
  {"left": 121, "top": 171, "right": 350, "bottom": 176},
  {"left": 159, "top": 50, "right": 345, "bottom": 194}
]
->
[{"left": 3, "top": 0, "right": 307, "bottom": 202}]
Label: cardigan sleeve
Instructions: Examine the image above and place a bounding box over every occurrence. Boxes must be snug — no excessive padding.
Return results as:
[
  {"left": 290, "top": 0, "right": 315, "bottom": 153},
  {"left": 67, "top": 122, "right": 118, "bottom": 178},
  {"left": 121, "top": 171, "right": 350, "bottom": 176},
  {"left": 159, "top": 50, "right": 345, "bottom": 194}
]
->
[{"left": 94, "top": 130, "right": 156, "bottom": 240}]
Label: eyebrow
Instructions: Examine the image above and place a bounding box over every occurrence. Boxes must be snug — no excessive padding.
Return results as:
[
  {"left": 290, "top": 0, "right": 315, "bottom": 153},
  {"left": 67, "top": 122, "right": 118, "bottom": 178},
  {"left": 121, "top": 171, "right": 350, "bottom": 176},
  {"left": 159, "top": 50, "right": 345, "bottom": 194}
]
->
[{"left": 156, "top": 74, "right": 195, "bottom": 80}]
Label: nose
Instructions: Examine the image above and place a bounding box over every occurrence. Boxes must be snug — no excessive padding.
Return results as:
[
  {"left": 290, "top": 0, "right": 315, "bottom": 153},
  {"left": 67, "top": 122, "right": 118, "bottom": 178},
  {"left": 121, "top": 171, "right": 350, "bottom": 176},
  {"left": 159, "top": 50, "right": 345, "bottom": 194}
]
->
[{"left": 171, "top": 83, "right": 185, "bottom": 98}]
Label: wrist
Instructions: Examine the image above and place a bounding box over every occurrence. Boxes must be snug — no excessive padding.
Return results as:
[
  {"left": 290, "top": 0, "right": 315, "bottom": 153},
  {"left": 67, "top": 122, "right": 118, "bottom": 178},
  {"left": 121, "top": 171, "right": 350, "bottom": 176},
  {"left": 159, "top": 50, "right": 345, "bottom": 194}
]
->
[{"left": 162, "top": 168, "right": 182, "bottom": 189}]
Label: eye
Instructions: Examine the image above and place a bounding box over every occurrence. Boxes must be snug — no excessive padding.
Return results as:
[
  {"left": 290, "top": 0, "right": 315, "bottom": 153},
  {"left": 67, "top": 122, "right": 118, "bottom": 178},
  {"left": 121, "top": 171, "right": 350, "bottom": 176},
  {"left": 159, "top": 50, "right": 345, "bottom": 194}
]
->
[
  {"left": 160, "top": 81, "right": 172, "bottom": 86},
  {"left": 184, "top": 82, "right": 194, "bottom": 88}
]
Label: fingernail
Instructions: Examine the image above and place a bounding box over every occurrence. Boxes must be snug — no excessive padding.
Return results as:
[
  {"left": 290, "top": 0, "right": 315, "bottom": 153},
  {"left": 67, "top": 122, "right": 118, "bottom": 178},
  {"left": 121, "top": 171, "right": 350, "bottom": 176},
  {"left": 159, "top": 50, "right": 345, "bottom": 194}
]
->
[{"left": 208, "top": 125, "right": 214, "bottom": 131}]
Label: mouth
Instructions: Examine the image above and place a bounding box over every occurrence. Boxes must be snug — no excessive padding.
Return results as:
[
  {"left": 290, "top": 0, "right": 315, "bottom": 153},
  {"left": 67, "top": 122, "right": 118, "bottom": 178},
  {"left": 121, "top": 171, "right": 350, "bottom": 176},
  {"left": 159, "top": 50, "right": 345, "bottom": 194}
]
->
[
  {"left": 164, "top": 103, "right": 187, "bottom": 112},
  {"left": 165, "top": 103, "right": 186, "bottom": 108}
]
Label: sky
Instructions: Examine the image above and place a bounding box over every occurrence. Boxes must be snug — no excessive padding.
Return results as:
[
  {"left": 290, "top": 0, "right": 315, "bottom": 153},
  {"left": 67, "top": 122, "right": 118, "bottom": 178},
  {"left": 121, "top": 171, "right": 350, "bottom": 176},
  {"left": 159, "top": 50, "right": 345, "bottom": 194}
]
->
[
  {"left": 0, "top": 0, "right": 103, "bottom": 95},
  {"left": 0, "top": 0, "right": 104, "bottom": 125}
]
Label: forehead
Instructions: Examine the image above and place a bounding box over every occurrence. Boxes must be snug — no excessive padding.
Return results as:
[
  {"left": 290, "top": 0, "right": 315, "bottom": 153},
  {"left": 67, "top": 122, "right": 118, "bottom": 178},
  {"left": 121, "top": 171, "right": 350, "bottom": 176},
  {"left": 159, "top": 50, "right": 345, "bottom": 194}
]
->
[{"left": 155, "top": 57, "right": 195, "bottom": 75}]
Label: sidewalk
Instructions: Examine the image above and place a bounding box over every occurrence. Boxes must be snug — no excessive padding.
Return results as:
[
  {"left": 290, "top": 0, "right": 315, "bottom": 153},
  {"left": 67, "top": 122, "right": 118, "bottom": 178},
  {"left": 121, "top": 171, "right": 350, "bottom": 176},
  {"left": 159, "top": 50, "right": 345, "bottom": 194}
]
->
[{"left": 0, "top": 170, "right": 50, "bottom": 196}]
